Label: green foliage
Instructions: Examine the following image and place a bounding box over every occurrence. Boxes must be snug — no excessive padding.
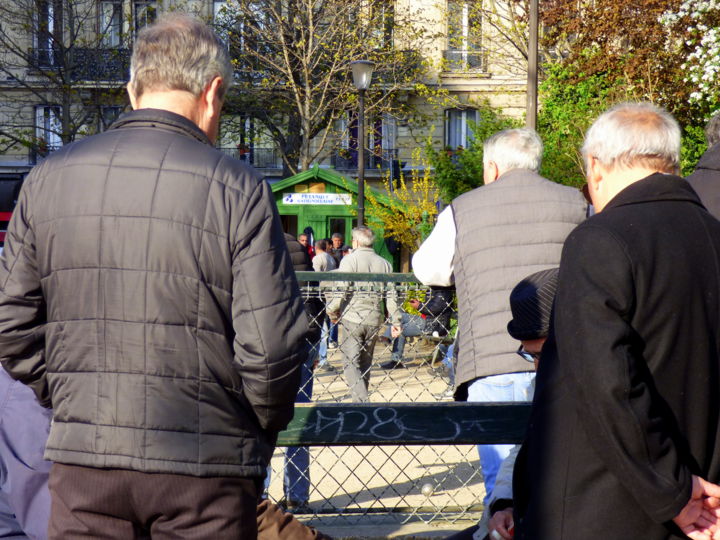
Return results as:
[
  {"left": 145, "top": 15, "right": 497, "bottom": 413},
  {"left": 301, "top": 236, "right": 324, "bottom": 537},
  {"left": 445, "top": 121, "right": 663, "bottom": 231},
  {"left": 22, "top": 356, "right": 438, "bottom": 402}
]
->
[
  {"left": 425, "top": 101, "right": 520, "bottom": 202},
  {"left": 537, "top": 58, "right": 710, "bottom": 182},
  {"left": 365, "top": 147, "right": 439, "bottom": 251},
  {"left": 537, "top": 60, "right": 622, "bottom": 188},
  {"left": 681, "top": 123, "right": 707, "bottom": 177}
]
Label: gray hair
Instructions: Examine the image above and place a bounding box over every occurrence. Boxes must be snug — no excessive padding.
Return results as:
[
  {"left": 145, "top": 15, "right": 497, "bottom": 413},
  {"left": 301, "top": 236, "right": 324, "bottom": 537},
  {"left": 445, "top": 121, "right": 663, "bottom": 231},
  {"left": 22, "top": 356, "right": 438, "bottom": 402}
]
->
[
  {"left": 130, "top": 14, "right": 232, "bottom": 100},
  {"left": 706, "top": 111, "right": 720, "bottom": 147},
  {"left": 351, "top": 226, "right": 375, "bottom": 248},
  {"left": 331, "top": 232, "right": 343, "bottom": 240},
  {"left": 581, "top": 102, "right": 680, "bottom": 174},
  {"left": 483, "top": 128, "right": 543, "bottom": 173}
]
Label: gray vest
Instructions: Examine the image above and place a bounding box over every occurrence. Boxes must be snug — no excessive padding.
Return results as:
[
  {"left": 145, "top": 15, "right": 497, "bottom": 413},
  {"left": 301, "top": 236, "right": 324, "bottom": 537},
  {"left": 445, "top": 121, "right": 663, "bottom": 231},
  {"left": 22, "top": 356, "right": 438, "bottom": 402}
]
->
[{"left": 451, "top": 169, "right": 587, "bottom": 386}]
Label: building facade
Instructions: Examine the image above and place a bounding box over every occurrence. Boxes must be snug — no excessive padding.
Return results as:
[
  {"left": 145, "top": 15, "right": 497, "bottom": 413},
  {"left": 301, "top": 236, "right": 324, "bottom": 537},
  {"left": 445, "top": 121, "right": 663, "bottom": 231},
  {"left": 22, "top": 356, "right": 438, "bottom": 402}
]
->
[{"left": 0, "top": 0, "right": 527, "bottom": 235}]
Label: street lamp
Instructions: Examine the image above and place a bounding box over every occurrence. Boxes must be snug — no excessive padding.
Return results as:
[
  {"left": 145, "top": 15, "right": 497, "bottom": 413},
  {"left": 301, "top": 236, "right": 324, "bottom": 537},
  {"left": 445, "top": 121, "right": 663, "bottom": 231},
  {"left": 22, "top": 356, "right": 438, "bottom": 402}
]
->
[
  {"left": 526, "top": 0, "right": 539, "bottom": 129},
  {"left": 351, "top": 60, "right": 375, "bottom": 226}
]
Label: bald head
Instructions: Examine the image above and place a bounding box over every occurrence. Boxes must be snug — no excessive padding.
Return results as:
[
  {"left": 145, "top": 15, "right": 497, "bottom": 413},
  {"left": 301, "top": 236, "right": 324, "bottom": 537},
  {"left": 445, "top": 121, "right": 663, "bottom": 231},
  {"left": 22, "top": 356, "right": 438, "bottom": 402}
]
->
[
  {"left": 582, "top": 102, "right": 680, "bottom": 175},
  {"left": 583, "top": 103, "right": 681, "bottom": 212}
]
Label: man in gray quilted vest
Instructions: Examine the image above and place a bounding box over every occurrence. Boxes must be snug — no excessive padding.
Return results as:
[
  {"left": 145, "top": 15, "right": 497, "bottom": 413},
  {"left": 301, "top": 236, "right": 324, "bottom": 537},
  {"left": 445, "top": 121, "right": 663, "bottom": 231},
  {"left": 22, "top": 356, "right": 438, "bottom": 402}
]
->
[
  {"left": 0, "top": 14, "right": 308, "bottom": 538},
  {"left": 412, "top": 128, "right": 587, "bottom": 505}
]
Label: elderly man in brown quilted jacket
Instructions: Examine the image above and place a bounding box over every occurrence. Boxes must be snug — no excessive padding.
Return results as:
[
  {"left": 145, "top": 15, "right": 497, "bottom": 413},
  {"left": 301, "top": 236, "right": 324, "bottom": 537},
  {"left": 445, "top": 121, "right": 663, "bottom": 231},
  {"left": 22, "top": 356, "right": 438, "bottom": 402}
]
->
[{"left": 0, "top": 14, "right": 308, "bottom": 539}]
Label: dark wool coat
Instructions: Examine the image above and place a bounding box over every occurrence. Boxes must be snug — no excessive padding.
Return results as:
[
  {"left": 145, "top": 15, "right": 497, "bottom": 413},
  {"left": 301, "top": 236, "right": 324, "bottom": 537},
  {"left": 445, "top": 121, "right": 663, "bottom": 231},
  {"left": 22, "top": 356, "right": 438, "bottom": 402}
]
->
[
  {"left": 284, "top": 232, "right": 323, "bottom": 343},
  {"left": 514, "top": 174, "right": 720, "bottom": 540},
  {"left": 687, "top": 142, "right": 720, "bottom": 219},
  {"left": 0, "top": 109, "right": 309, "bottom": 478}
]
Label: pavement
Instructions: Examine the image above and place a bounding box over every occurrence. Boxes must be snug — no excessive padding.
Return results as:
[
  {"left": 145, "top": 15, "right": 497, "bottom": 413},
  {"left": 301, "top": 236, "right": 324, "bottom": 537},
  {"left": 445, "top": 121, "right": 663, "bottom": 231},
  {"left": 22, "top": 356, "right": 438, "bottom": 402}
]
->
[
  {"left": 266, "top": 336, "right": 486, "bottom": 539},
  {"left": 301, "top": 514, "right": 478, "bottom": 539}
]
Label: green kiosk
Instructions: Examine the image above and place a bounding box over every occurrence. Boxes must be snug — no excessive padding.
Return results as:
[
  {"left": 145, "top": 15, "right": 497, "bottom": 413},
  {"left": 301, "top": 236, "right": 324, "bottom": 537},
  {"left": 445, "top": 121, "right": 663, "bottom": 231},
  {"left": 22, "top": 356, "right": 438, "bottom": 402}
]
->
[{"left": 271, "top": 165, "right": 399, "bottom": 268}]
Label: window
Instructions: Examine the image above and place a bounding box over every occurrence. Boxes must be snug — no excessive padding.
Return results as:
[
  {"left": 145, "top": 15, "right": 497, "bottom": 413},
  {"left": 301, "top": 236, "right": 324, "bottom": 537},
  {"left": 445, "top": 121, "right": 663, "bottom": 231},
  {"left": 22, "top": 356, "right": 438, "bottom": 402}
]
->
[
  {"left": 379, "top": 114, "right": 397, "bottom": 154},
  {"left": 445, "top": 108, "right": 478, "bottom": 149},
  {"left": 213, "top": 0, "right": 239, "bottom": 49},
  {"left": 134, "top": 1, "right": 157, "bottom": 35},
  {"left": 100, "top": 0, "right": 123, "bottom": 47},
  {"left": 213, "top": 0, "right": 229, "bottom": 41},
  {"left": 35, "top": 106, "right": 62, "bottom": 156},
  {"left": 445, "top": 0, "right": 483, "bottom": 71},
  {"left": 371, "top": 0, "right": 394, "bottom": 49},
  {"left": 34, "top": 0, "right": 62, "bottom": 67}
]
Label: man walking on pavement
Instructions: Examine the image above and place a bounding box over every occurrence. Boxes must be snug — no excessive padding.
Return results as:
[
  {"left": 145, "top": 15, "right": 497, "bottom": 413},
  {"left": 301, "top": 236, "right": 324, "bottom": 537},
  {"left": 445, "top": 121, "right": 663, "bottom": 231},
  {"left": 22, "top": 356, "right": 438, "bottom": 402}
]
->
[
  {"left": 0, "top": 14, "right": 307, "bottom": 538},
  {"left": 326, "top": 226, "right": 400, "bottom": 402},
  {"left": 412, "top": 128, "right": 587, "bottom": 503}
]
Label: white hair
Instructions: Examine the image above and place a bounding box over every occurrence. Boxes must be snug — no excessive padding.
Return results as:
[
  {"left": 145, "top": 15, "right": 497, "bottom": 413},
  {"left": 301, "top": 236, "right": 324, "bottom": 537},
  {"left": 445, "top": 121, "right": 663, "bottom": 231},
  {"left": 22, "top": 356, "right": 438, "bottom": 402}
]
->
[
  {"left": 130, "top": 14, "right": 232, "bottom": 100},
  {"left": 351, "top": 226, "right": 375, "bottom": 248},
  {"left": 582, "top": 102, "right": 680, "bottom": 174},
  {"left": 483, "top": 128, "right": 543, "bottom": 173}
]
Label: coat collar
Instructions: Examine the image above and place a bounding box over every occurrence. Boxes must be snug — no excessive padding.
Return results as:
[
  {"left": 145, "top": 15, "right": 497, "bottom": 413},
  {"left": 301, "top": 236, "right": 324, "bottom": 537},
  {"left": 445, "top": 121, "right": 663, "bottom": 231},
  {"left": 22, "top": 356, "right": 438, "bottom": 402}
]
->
[
  {"left": 694, "top": 142, "right": 720, "bottom": 172},
  {"left": 495, "top": 168, "right": 545, "bottom": 185},
  {"left": 604, "top": 172, "right": 704, "bottom": 212},
  {"left": 108, "top": 108, "right": 211, "bottom": 146}
]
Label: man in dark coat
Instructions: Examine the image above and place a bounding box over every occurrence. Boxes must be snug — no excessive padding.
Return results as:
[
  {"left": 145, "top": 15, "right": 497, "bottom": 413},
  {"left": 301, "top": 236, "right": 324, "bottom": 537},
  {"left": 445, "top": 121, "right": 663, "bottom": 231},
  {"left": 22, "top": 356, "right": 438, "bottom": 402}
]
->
[
  {"left": 0, "top": 14, "right": 308, "bottom": 538},
  {"left": 513, "top": 102, "right": 720, "bottom": 540},
  {"left": 282, "top": 233, "right": 322, "bottom": 510},
  {"left": 687, "top": 111, "right": 720, "bottom": 218}
]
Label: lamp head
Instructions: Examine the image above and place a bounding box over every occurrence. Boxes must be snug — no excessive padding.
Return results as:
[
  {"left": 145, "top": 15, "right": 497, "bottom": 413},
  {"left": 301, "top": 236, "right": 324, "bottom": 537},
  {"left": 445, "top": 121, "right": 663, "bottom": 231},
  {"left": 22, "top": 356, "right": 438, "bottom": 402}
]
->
[{"left": 351, "top": 60, "right": 375, "bottom": 91}]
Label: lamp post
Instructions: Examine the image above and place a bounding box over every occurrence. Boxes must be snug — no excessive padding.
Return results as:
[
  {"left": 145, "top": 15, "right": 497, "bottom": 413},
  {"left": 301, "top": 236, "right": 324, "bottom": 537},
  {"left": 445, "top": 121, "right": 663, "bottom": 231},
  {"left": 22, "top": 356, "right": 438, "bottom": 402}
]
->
[
  {"left": 526, "top": 0, "right": 539, "bottom": 129},
  {"left": 351, "top": 60, "right": 375, "bottom": 226}
]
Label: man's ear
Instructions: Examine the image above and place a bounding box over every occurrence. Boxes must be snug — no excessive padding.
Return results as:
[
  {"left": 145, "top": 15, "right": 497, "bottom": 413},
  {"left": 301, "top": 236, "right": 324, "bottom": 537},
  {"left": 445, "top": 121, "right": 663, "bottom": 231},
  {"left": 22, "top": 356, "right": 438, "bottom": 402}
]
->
[
  {"left": 202, "top": 77, "right": 224, "bottom": 118},
  {"left": 484, "top": 160, "right": 499, "bottom": 184},
  {"left": 197, "top": 76, "right": 224, "bottom": 143},
  {"left": 586, "top": 156, "right": 602, "bottom": 192},
  {"left": 586, "top": 156, "right": 608, "bottom": 210},
  {"left": 127, "top": 83, "right": 139, "bottom": 110}
]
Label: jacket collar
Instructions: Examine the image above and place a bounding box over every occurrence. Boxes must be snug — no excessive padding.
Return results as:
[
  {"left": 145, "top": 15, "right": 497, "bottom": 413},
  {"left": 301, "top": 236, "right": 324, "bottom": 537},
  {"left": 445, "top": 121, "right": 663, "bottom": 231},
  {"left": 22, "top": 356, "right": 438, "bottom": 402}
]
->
[
  {"left": 694, "top": 142, "right": 720, "bottom": 172},
  {"left": 495, "top": 168, "right": 545, "bottom": 185},
  {"left": 109, "top": 108, "right": 211, "bottom": 146},
  {"left": 604, "top": 172, "right": 704, "bottom": 212}
]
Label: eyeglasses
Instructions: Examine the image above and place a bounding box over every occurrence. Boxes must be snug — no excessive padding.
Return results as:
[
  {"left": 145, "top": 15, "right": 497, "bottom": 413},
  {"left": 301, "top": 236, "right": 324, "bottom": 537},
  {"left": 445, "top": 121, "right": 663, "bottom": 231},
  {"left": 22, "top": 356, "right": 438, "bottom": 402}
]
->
[{"left": 516, "top": 345, "right": 541, "bottom": 363}]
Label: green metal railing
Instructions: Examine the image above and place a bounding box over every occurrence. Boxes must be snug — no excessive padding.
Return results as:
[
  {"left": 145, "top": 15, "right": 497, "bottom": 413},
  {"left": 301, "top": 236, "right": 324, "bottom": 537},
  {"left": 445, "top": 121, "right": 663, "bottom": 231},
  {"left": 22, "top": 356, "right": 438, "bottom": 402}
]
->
[{"left": 262, "top": 272, "right": 527, "bottom": 526}]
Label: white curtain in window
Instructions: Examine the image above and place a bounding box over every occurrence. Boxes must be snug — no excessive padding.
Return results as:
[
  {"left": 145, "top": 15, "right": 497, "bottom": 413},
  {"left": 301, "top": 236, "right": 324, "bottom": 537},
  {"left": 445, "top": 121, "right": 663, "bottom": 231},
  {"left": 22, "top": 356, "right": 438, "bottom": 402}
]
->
[
  {"left": 445, "top": 109, "right": 478, "bottom": 149},
  {"left": 36, "top": 106, "right": 62, "bottom": 149},
  {"left": 100, "top": 1, "right": 122, "bottom": 47},
  {"left": 381, "top": 114, "right": 397, "bottom": 151}
]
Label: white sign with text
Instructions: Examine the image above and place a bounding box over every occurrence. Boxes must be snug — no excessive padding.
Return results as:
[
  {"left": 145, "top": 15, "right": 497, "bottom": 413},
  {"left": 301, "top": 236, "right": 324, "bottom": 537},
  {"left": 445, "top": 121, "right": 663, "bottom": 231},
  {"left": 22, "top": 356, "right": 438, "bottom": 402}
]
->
[{"left": 282, "top": 192, "right": 352, "bottom": 205}]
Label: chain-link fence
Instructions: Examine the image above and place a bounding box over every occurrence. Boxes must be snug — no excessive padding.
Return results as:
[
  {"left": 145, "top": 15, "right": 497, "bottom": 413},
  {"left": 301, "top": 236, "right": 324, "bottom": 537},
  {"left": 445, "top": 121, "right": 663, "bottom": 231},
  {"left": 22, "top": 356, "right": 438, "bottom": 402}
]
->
[{"left": 265, "top": 272, "right": 486, "bottom": 527}]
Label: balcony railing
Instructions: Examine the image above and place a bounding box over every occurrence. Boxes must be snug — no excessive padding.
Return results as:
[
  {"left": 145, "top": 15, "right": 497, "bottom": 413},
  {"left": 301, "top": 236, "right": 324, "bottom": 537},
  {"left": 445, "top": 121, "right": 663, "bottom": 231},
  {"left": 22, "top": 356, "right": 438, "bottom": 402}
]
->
[
  {"left": 331, "top": 148, "right": 399, "bottom": 173},
  {"left": 442, "top": 49, "right": 486, "bottom": 73},
  {"left": 29, "top": 47, "right": 130, "bottom": 81},
  {"left": 69, "top": 48, "right": 130, "bottom": 82},
  {"left": 217, "top": 146, "right": 283, "bottom": 169}
]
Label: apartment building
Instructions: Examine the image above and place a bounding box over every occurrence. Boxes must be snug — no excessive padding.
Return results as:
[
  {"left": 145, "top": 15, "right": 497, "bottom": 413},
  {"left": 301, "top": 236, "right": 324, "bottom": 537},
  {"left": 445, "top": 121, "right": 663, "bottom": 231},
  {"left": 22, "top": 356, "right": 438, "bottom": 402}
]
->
[{"left": 0, "top": 0, "right": 527, "bottom": 207}]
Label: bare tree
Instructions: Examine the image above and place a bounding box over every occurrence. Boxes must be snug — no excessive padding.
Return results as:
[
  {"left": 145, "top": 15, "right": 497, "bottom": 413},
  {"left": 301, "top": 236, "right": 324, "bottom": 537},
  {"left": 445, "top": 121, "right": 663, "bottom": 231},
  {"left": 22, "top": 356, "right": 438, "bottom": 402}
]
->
[
  {"left": 0, "top": 0, "right": 131, "bottom": 160},
  {"left": 216, "top": 0, "right": 442, "bottom": 175}
]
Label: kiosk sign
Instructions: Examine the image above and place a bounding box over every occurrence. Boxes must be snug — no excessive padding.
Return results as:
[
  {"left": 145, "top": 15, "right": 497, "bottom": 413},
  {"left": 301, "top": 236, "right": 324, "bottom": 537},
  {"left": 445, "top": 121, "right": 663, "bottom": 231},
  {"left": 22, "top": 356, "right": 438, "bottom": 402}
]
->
[{"left": 282, "top": 192, "right": 352, "bottom": 205}]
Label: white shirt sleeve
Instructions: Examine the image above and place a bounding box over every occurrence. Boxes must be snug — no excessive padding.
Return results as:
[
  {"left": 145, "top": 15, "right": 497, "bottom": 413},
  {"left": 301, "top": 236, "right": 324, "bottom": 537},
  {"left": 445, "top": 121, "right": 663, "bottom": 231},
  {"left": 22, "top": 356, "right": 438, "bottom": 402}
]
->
[
  {"left": 411, "top": 206, "right": 456, "bottom": 286},
  {"left": 312, "top": 255, "right": 323, "bottom": 272}
]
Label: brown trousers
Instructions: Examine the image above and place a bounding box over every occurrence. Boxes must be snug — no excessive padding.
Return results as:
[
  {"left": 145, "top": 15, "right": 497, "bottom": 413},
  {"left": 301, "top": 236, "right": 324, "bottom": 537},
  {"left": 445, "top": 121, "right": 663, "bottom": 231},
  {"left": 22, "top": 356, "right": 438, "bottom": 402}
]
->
[
  {"left": 48, "top": 463, "right": 261, "bottom": 539},
  {"left": 256, "top": 499, "right": 332, "bottom": 540}
]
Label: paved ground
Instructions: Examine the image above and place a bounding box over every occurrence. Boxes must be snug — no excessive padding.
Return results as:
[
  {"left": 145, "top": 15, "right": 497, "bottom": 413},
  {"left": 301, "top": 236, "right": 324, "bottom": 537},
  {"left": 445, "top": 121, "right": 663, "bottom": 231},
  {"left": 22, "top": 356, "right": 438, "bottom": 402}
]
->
[
  {"left": 303, "top": 514, "right": 478, "bottom": 539},
  {"left": 266, "top": 337, "right": 486, "bottom": 539}
]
